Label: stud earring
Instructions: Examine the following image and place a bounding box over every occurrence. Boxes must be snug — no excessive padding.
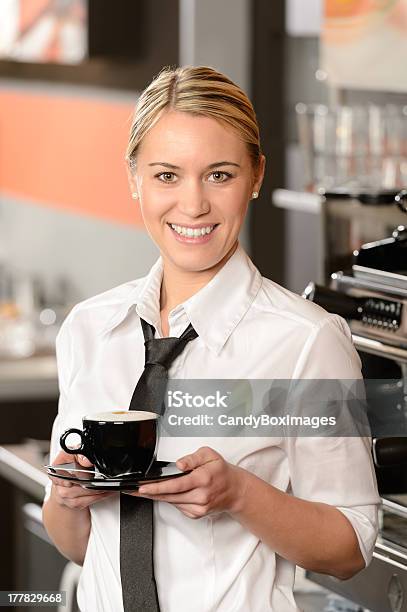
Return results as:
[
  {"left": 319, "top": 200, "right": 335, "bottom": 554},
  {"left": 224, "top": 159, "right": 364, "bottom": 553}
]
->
[
  {"left": 132, "top": 192, "right": 138, "bottom": 199},
  {"left": 252, "top": 191, "right": 259, "bottom": 199}
]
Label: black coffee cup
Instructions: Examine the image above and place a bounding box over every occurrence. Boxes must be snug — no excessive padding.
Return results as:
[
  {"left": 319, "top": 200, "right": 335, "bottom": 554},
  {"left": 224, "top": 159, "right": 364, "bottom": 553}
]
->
[{"left": 60, "top": 410, "right": 159, "bottom": 478}]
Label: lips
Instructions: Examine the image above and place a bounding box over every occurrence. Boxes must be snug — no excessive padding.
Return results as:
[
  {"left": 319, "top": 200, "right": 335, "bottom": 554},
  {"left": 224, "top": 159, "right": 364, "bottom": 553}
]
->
[{"left": 167, "top": 222, "right": 219, "bottom": 243}]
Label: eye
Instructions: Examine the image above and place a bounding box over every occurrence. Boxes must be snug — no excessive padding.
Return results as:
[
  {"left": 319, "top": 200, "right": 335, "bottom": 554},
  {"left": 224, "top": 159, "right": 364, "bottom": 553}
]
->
[
  {"left": 156, "top": 172, "right": 177, "bottom": 183},
  {"left": 208, "top": 171, "right": 232, "bottom": 183}
]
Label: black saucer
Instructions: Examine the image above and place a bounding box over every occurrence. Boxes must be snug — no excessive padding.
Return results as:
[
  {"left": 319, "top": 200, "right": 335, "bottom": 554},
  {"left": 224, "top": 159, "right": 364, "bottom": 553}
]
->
[{"left": 44, "top": 460, "right": 190, "bottom": 491}]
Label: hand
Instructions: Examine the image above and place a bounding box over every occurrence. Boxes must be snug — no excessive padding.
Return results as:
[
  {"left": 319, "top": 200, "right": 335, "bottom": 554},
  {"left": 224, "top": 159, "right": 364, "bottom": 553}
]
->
[
  {"left": 48, "top": 450, "right": 116, "bottom": 510},
  {"left": 130, "top": 446, "right": 247, "bottom": 519}
]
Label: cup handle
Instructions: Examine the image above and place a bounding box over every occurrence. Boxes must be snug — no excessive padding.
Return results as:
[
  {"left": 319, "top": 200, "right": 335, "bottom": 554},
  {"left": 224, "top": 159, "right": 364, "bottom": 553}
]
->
[{"left": 60, "top": 428, "right": 88, "bottom": 457}]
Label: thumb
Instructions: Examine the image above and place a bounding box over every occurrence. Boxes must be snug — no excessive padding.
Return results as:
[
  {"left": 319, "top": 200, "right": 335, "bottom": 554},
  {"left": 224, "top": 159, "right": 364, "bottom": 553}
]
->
[
  {"left": 74, "top": 454, "right": 94, "bottom": 467},
  {"left": 52, "top": 449, "right": 78, "bottom": 466},
  {"left": 50, "top": 449, "right": 94, "bottom": 467}
]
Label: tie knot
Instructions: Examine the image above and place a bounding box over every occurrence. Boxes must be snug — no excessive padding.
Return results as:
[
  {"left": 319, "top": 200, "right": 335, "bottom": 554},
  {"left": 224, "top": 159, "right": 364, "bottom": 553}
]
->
[
  {"left": 140, "top": 318, "right": 198, "bottom": 371},
  {"left": 144, "top": 337, "right": 188, "bottom": 370}
]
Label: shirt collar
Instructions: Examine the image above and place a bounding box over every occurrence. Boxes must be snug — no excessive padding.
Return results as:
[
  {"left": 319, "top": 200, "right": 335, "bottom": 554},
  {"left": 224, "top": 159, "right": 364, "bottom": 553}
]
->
[
  {"left": 100, "top": 243, "right": 263, "bottom": 356},
  {"left": 99, "top": 256, "right": 163, "bottom": 337}
]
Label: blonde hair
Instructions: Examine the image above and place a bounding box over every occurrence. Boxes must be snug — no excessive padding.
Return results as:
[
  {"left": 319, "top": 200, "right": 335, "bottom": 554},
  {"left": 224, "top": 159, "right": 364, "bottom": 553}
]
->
[{"left": 125, "top": 65, "right": 262, "bottom": 174}]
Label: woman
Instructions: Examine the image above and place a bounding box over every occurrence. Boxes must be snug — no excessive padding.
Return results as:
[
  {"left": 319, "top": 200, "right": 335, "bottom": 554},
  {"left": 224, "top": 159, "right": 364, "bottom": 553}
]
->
[{"left": 42, "top": 66, "right": 380, "bottom": 612}]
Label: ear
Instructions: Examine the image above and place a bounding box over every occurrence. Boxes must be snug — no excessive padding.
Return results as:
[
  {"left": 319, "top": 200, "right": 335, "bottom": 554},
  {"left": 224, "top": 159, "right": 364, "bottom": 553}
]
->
[
  {"left": 125, "top": 161, "right": 138, "bottom": 199},
  {"left": 252, "top": 155, "right": 266, "bottom": 194}
]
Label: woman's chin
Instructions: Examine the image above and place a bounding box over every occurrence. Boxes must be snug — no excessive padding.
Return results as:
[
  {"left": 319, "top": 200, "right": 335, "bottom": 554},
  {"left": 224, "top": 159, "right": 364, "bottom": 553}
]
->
[{"left": 164, "top": 249, "right": 227, "bottom": 274}]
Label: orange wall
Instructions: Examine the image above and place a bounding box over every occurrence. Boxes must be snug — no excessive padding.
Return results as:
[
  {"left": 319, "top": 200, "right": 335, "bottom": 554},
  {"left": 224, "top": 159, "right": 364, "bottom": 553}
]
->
[{"left": 0, "top": 88, "right": 145, "bottom": 227}]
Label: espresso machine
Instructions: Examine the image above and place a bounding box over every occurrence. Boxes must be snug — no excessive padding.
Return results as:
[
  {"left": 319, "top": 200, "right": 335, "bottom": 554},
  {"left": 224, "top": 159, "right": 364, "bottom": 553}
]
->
[{"left": 303, "top": 193, "right": 407, "bottom": 611}]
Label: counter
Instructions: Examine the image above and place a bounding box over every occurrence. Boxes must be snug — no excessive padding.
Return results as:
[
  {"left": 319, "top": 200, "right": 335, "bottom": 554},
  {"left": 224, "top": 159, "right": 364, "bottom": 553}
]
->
[
  {"left": 0, "top": 353, "right": 57, "bottom": 401},
  {"left": 0, "top": 441, "right": 49, "bottom": 501}
]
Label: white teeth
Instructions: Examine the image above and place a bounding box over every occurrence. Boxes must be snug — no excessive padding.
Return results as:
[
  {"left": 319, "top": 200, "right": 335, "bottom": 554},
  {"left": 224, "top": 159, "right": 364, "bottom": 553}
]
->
[{"left": 169, "top": 223, "right": 216, "bottom": 237}]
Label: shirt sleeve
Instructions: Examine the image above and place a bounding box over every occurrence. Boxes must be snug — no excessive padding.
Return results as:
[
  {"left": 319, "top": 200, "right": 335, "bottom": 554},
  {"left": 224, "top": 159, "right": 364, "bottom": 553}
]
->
[
  {"left": 43, "top": 309, "right": 76, "bottom": 503},
  {"left": 285, "top": 314, "right": 381, "bottom": 567}
]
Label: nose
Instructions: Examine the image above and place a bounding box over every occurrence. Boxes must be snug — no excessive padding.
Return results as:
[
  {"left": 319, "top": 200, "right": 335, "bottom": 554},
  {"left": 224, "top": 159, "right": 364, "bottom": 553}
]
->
[{"left": 177, "top": 178, "right": 210, "bottom": 218}]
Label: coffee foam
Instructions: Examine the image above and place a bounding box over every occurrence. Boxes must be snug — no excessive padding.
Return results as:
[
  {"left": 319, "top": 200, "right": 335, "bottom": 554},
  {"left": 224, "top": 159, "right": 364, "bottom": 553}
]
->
[{"left": 85, "top": 410, "right": 159, "bottom": 422}]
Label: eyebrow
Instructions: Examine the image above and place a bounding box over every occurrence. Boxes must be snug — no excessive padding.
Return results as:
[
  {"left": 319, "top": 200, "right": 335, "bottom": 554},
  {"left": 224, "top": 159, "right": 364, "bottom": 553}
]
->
[{"left": 148, "top": 161, "right": 241, "bottom": 170}]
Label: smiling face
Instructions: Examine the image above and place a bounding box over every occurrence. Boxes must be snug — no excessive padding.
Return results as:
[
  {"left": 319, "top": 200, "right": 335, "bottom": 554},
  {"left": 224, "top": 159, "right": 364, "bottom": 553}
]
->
[{"left": 128, "top": 110, "right": 265, "bottom": 276}]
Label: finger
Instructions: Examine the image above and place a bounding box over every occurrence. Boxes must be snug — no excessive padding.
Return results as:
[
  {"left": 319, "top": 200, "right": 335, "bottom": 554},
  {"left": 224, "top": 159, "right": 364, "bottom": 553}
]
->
[
  {"left": 173, "top": 503, "right": 209, "bottom": 518},
  {"left": 139, "top": 490, "right": 208, "bottom": 505},
  {"left": 176, "top": 446, "right": 220, "bottom": 471},
  {"left": 138, "top": 472, "right": 198, "bottom": 496},
  {"left": 173, "top": 504, "right": 198, "bottom": 518},
  {"left": 49, "top": 476, "right": 73, "bottom": 487},
  {"left": 120, "top": 493, "right": 209, "bottom": 517},
  {"left": 56, "top": 484, "right": 108, "bottom": 498},
  {"left": 78, "top": 488, "right": 115, "bottom": 496},
  {"left": 139, "top": 462, "right": 216, "bottom": 496},
  {"left": 60, "top": 492, "right": 114, "bottom": 507},
  {"left": 78, "top": 491, "right": 116, "bottom": 501}
]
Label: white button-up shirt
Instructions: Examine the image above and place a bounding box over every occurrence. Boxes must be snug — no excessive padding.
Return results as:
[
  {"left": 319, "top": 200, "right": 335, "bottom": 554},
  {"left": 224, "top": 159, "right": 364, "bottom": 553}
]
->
[{"left": 45, "top": 243, "right": 380, "bottom": 612}]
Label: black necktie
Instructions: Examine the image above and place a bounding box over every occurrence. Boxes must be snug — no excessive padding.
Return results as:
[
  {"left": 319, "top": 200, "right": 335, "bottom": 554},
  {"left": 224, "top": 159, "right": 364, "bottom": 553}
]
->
[{"left": 120, "top": 317, "right": 198, "bottom": 612}]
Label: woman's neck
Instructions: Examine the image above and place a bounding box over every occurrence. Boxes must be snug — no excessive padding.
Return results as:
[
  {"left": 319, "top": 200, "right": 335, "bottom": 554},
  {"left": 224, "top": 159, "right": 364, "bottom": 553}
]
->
[{"left": 160, "top": 242, "right": 238, "bottom": 314}]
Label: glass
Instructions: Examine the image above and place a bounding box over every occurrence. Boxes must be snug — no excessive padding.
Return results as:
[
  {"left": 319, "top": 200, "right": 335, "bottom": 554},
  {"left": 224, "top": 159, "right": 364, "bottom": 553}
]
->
[
  {"left": 296, "top": 103, "right": 407, "bottom": 194},
  {"left": 0, "top": 267, "right": 70, "bottom": 359}
]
